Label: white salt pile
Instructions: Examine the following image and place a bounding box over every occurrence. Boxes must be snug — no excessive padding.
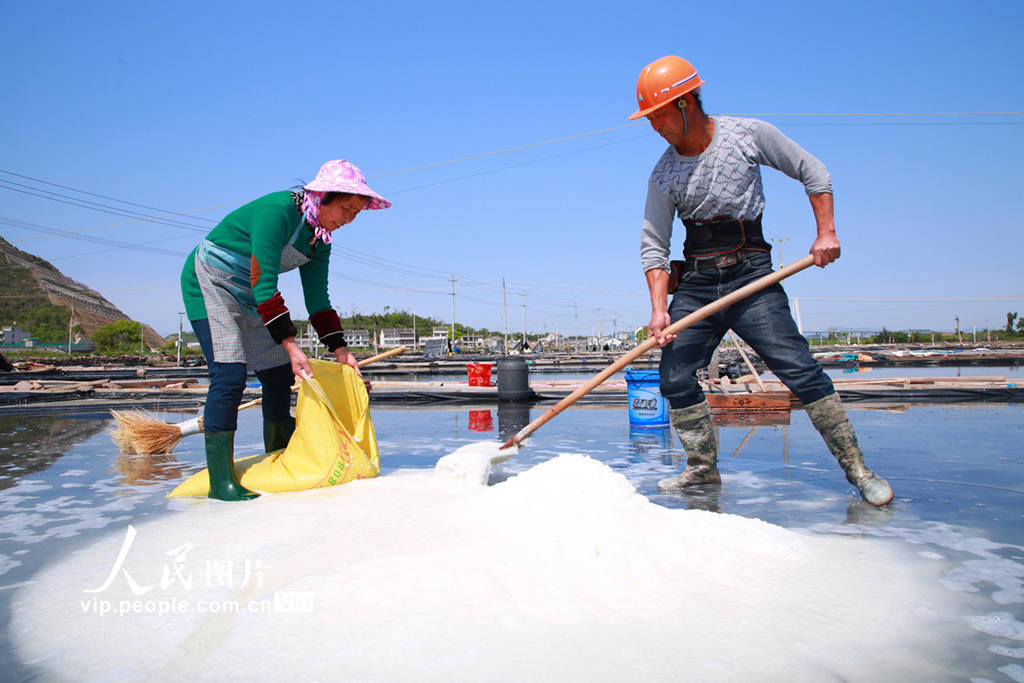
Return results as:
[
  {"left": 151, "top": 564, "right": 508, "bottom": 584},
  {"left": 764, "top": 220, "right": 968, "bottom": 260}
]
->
[
  {"left": 12, "top": 452, "right": 959, "bottom": 681},
  {"left": 433, "top": 440, "right": 517, "bottom": 484}
]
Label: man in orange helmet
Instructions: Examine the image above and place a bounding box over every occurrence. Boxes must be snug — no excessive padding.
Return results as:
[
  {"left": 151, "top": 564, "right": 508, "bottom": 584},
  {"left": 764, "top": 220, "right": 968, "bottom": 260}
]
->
[{"left": 634, "top": 55, "right": 893, "bottom": 506}]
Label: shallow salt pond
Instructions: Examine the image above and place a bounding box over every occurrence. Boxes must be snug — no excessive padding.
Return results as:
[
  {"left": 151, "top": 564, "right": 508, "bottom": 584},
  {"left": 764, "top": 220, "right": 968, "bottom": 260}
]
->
[{"left": 1, "top": 402, "right": 1022, "bottom": 681}]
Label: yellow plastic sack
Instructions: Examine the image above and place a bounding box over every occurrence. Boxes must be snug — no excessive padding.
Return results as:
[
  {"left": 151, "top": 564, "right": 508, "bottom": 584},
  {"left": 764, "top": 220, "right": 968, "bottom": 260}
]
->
[{"left": 169, "top": 358, "right": 379, "bottom": 497}]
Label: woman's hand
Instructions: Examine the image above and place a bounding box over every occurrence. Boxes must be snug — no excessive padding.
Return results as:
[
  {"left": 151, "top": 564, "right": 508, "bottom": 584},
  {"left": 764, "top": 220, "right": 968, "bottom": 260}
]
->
[
  {"left": 335, "top": 347, "right": 372, "bottom": 392},
  {"left": 282, "top": 337, "right": 313, "bottom": 381}
]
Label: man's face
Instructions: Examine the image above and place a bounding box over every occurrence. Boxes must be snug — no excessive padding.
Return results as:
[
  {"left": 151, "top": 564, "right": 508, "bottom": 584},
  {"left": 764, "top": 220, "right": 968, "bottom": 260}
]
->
[
  {"left": 319, "top": 194, "right": 370, "bottom": 232},
  {"left": 646, "top": 100, "right": 686, "bottom": 146}
]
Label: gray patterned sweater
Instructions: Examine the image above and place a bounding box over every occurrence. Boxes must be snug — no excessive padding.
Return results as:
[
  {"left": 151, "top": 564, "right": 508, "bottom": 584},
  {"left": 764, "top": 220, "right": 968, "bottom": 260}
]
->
[{"left": 640, "top": 116, "right": 832, "bottom": 273}]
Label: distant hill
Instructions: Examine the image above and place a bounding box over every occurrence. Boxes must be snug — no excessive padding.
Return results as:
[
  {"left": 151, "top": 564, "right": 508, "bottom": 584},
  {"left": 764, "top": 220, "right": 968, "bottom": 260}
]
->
[{"left": 0, "top": 236, "right": 165, "bottom": 347}]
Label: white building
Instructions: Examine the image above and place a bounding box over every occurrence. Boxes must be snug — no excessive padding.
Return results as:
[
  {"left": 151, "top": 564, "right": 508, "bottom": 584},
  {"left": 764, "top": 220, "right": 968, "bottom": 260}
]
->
[
  {"left": 379, "top": 328, "right": 416, "bottom": 348},
  {"left": 344, "top": 329, "right": 370, "bottom": 348},
  {"left": 540, "top": 332, "right": 563, "bottom": 349},
  {"left": 432, "top": 327, "right": 449, "bottom": 339}
]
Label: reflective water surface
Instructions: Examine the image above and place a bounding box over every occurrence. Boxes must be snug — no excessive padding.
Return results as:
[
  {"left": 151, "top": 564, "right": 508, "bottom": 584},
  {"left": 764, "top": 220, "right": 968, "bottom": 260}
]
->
[{"left": 1, "top": 402, "right": 1022, "bottom": 681}]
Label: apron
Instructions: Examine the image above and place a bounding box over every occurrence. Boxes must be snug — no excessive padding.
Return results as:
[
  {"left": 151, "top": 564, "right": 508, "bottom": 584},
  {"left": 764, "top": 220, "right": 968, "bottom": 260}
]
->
[{"left": 194, "top": 221, "right": 312, "bottom": 371}]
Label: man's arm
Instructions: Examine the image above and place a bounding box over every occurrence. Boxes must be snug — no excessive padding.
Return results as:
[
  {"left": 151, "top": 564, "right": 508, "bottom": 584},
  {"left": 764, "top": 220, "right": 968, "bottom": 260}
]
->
[
  {"left": 641, "top": 175, "right": 678, "bottom": 346},
  {"left": 645, "top": 268, "right": 676, "bottom": 347},
  {"left": 808, "top": 192, "right": 840, "bottom": 268},
  {"left": 749, "top": 121, "right": 839, "bottom": 268}
]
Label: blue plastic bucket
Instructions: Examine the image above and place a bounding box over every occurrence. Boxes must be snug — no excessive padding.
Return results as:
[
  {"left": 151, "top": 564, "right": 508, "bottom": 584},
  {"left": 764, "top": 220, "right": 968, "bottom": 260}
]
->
[{"left": 624, "top": 368, "right": 670, "bottom": 427}]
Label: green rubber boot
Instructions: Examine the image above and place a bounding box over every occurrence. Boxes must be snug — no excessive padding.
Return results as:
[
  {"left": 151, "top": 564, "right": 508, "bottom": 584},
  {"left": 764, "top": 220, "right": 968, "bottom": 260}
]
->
[
  {"left": 805, "top": 393, "right": 894, "bottom": 507},
  {"left": 263, "top": 417, "right": 296, "bottom": 453},
  {"left": 205, "top": 430, "right": 259, "bottom": 501},
  {"left": 657, "top": 400, "right": 722, "bottom": 492}
]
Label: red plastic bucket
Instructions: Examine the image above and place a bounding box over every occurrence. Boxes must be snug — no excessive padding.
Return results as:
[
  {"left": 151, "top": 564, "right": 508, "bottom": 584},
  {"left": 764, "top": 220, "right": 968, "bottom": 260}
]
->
[{"left": 466, "top": 363, "right": 493, "bottom": 387}]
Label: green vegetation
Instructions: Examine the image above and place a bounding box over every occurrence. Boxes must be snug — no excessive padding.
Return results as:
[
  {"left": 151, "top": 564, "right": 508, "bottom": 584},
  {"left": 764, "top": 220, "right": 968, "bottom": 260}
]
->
[
  {"left": 1008, "top": 312, "right": 1021, "bottom": 335},
  {"left": 93, "top": 320, "right": 143, "bottom": 353},
  {"left": 160, "top": 339, "right": 203, "bottom": 356},
  {"left": 0, "top": 267, "right": 82, "bottom": 343},
  {"left": 870, "top": 329, "right": 935, "bottom": 344},
  {"left": 3, "top": 349, "right": 81, "bottom": 359}
]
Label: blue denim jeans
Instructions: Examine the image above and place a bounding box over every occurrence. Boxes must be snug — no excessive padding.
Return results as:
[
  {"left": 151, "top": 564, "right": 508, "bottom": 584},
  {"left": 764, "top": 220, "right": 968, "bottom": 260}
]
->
[
  {"left": 659, "top": 252, "right": 834, "bottom": 409},
  {"left": 191, "top": 319, "right": 294, "bottom": 432}
]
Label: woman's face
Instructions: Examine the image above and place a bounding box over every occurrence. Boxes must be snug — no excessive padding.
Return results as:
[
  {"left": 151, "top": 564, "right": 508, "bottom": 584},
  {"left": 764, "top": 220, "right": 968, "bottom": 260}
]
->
[{"left": 319, "top": 194, "right": 370, "bottom": 232}]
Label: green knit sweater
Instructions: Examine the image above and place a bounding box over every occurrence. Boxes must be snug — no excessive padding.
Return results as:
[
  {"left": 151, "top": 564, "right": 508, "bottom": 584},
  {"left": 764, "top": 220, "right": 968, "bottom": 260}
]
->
[{"left": 180, "top": 191, "right": 332, "bottom": 322}]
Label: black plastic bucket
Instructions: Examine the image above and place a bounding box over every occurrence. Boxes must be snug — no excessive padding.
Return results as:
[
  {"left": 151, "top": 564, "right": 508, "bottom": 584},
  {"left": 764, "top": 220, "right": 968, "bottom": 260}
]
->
[{"left": 496, "top": 357, "right": 531, "bottom": 401}]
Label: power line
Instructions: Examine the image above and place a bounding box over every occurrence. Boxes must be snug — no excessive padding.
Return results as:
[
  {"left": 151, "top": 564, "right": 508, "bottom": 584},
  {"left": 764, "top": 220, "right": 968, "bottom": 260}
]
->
[
  {"left": 0, "top": 180, "right": 212, "bottom": 234},
  {"left": 368, "top": 122, "right": 646, "bottom": 178},
  {"left": 0, "top": 169, "right": 217, "bottom": 223},
  {"left": 384, "top": 134, "right": 647, "bottom": 197},
  {"left": 9, "top": 110, "right": 1020, "bottom": 244},
  {"left": 726, "top": 111, "right": 1024, "bottom": 117},
  {"left": 769, "top": 121, "right": 1024, "bottom": 128},
  {"left": 0, "top": 215, "right": 190, "bottom": 258},
  {"left": 796, "top": 296, "right": 1024, "bottom": 302}
]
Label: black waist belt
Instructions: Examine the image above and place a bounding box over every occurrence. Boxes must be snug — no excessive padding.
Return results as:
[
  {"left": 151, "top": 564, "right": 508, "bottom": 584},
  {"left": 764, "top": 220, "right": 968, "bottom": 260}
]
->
[
  {"left": 681, "top": 250, "right": 764, "bottom": 272},
  {"left": 681, "top": 214, "right": 770, "bottom": 258}
]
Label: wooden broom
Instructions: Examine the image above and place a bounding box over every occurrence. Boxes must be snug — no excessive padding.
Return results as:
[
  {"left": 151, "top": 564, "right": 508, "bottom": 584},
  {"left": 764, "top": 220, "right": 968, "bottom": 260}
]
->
[{"left": 110, "top": 346, "right": 406, "bottom": 455}]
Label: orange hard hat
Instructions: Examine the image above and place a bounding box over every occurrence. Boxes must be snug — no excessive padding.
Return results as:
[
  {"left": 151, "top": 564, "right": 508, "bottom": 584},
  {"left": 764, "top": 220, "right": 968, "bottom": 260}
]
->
[{"left": 629, "top": 55, "right": 705, "bottom": 120}]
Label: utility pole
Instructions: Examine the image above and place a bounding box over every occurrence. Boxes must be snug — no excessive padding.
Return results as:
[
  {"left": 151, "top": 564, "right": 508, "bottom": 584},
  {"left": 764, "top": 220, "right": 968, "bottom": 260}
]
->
[
  {"left": 955, "top": 315, "right": 961, "bottom": 342},
  {"left": 772, "top": 236, "right": 790, "bottom": 268},
  {"left": 574, "top": 303, "right": 580, "bottom": 352},
  {"left": 177, "top": 311, "right": 184, "bottom": 366},
  {"left": 520, "top": 290, "right": 526, "bottom": 348},
  {"left": 502, "top": 277, "right": 509, "bottom": 355},
  {"left": 597, "top": 307, "right": 604, "bottom": 347},
  {"left": 67, "top": 306, "right": 74, "bottom": 355},
  {"left": 449, "top": 274, "right": 456, "bottom": 345},
  {"left": 412, "top": 309, "right": 417, "bottom": 349}
]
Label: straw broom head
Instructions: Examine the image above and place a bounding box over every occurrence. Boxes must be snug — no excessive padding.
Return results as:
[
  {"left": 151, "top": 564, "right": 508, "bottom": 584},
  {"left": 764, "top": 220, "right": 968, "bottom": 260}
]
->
[{"left": 108, "top": 410, "right": 188, "bottom": 455}]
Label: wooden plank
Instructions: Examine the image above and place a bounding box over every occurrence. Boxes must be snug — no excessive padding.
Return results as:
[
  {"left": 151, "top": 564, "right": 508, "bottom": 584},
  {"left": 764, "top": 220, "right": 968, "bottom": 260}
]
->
[
  {"left": 831, "top": 376, "right": 1006, "bottom": 385},
  {"left": 706, "top": 391, "right": 792, "bottom": 411},
  {"left": 102, "top": 378, "right": 199, "bottom": 389}
]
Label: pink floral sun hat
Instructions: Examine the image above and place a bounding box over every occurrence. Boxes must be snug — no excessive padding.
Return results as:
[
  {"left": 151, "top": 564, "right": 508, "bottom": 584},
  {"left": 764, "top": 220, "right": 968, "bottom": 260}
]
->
[
  {"left": 304, "top": 160, "right": 391, "bottom": 210},
  {"left": 301, "top": 160, "right": 391, "bottom": 243}
]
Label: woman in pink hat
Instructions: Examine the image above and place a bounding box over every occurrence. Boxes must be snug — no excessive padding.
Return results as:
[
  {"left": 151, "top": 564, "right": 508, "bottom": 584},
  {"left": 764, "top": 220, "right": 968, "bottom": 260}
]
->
[{"left": 180, "top": 160, "right": 390, "bottom": 501}]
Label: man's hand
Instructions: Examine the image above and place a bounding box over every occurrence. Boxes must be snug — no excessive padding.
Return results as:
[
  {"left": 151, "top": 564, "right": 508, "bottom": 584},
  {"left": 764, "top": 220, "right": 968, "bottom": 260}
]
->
[
  {"left": 810, "top": 232, "right": 840, "bottom": 267},
  {"left": 648, "top": 310, "right": 676, "bottom": 347},
  {"left": 334, "top": 347, "right": 372, "bottom": 392},
  {"left": 282, "top": 337, "right": 313, "bottom": 380}
]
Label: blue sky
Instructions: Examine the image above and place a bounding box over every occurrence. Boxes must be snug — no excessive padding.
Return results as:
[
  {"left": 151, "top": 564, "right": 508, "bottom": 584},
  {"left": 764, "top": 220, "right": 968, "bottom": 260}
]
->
[{"left": 2, "top": 0, "right": 1022, "bottom": 338}]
